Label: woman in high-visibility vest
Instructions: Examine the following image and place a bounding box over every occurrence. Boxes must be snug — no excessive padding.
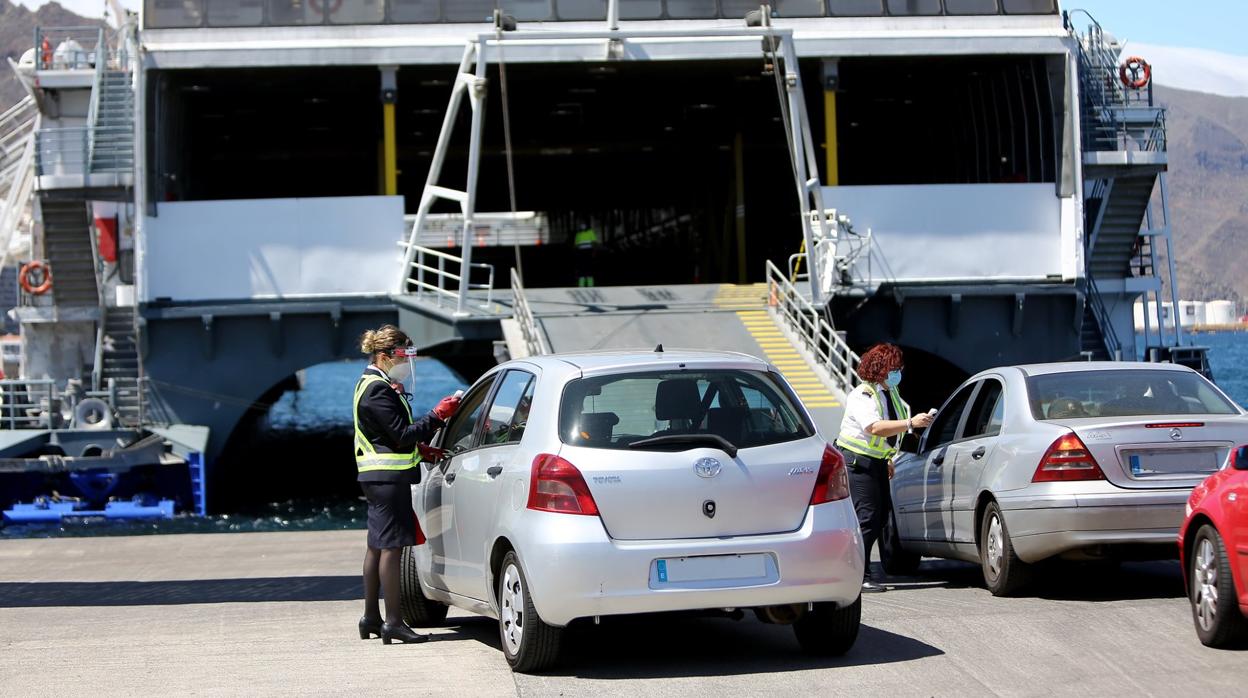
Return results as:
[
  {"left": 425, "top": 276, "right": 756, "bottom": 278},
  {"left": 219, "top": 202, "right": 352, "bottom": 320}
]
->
[
  {"left": 355, "top": 325, "right": 460, "bottom": 644},
  {"left": 835, "top": 343, "right": 934, "bottom": 593}
]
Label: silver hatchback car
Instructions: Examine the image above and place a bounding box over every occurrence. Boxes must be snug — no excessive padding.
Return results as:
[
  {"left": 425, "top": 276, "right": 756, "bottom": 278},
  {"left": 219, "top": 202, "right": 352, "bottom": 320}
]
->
[
  {"left": 399, "top": 350, "right": 864, "bottom": 672},
  {"left": 884, "top": 362, "right": 1248, "bottom": 596}
]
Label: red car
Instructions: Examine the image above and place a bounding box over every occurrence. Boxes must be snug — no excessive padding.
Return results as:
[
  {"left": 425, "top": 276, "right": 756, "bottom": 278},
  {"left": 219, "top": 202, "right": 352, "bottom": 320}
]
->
[{"left": 1180, "top": 444, "right": 1248, "bottom": 647}]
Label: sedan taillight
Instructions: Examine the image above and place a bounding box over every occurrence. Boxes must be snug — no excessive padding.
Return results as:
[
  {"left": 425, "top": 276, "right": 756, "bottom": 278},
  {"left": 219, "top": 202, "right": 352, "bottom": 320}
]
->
[
  {"left": 811, "top": 445, "right": 851, "bottom": 504},
  {"left": 1032, "top": 433, "right": 1105, "bottom": 482},
  {"left": 527, "top": 454, "right": 599, "bottom": 515}
]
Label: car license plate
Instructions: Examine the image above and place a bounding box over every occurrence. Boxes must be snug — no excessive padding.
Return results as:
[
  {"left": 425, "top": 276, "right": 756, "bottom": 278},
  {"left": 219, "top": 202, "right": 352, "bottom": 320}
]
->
[
  {"left": 655, "top": 554, "right": 767, "bottom": 584},
  {"left": 1125, "top": 449, "right": 1219, "bottom": 478}
]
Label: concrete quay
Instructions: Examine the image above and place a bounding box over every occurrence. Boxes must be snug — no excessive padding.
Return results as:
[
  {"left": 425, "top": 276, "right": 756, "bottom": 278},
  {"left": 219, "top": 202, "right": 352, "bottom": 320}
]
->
[{"left": 1, "top": 530, "right": 1244, "bottom": 696}]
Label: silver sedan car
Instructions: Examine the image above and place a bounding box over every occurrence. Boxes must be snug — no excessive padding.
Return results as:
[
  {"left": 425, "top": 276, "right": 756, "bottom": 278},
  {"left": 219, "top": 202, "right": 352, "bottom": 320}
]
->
[
  {"left": 883, "top": 362, "right": 1247, "bottom": 596},
  {"left": 399, "top": 350, "right": 865, "bottom": 672}
]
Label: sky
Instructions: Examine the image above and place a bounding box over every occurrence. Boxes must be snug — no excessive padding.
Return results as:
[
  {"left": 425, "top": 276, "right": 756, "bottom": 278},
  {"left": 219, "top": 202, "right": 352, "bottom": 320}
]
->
[{"left": 15, "top": 0, "right": 1248, "bottom": 96}]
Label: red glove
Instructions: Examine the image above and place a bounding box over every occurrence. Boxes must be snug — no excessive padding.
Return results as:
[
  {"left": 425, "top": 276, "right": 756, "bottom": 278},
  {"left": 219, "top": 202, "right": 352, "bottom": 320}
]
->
[
  {"left": 432, "top": 395, "right": 461, "bottom": 422},
  {"left": 417, "top": 443, "right": 446, "bottom": 462}
]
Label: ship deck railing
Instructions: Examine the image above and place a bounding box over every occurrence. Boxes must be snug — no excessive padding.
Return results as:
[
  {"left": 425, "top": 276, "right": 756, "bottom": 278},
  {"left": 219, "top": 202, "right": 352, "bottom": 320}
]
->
[{"left": 396, "top": 240, "right": 497, "bottom": 316}]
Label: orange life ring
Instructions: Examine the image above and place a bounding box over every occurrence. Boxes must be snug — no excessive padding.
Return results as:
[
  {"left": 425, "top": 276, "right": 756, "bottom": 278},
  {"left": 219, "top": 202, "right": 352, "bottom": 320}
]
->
[
  {"left": 40, "top": 38, "right": 52, "bottom": 69},
  {"left": 1119, "top": 56, "right": 1151, "bottom": 90},
  {"left": 19, "top": 261, "right": 52, "bottom": 295}
]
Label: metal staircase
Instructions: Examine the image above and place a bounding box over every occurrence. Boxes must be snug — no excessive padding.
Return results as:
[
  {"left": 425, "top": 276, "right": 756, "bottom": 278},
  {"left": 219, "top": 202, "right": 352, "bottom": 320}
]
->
[
  {"left": 1071, "top": 12, "right": 1181, "bottom": 360},
  {"left": 39, "top": 200, "right": 98, "bottom": 307},
  {"left": 90, "top": 71, "right": 135, "bottom": 174},
  {"left": 98, "top": 305, "right": 143, "bottom": 426}
]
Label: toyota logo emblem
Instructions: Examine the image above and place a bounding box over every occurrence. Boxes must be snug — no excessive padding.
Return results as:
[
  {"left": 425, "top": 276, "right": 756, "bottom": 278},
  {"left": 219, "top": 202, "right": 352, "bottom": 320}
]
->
[
  {"left": 1169, "top": 428, "right": 1183, "bottom": 441},
  {"left": 694, "top": 457, "right": 722, "bottom": 478}
]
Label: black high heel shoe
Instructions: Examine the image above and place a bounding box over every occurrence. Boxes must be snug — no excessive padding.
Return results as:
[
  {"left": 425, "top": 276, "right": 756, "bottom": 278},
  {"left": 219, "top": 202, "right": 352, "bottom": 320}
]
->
[
  {"left": 359, "top": 616, "right": 383, "bottom": 640},
  {"left": 381, "top": 622, "right": 429, "bottom": 644}
]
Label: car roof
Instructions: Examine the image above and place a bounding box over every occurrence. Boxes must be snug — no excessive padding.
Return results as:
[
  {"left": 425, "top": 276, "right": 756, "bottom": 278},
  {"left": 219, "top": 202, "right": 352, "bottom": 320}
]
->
[
  {"left": 513, "top": 349, "right": 770, "bottom": 375},
  {"left": 1008, "top": 361, "right": 1196, "bottom": 378}
]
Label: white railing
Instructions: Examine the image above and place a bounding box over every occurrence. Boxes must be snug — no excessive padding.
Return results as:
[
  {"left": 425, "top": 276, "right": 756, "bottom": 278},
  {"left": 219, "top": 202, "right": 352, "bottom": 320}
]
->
[
  {"left": 397, "top": 241, "right": 495, "bottom": 313},
  {"left": 766, "top": 259, "right": 860, "bottom": 392},
  {"left": 0, "top": 379, "right": 59, "bottom": 430},
  {"left": 510, "top": 267, "right": 549, "bottom": 357}
]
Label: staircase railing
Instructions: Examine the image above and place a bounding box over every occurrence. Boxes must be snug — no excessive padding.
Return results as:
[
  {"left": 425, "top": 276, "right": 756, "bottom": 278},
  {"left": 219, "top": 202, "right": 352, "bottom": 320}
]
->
[
  {"left": 396, "top": 240, "right": 495, "bottom": 313},
  {"left": 765, "top": 259, "right": 859, "bottom": 392},
  {"left": 510, "top": 268, "right": 550, "bottom": 357},
  {"left": 1085, "top": 277, "right": 1123, "bottom": 360},
  {"left": 1069, "top": 11, "right": 1167, "bottom": 154}
]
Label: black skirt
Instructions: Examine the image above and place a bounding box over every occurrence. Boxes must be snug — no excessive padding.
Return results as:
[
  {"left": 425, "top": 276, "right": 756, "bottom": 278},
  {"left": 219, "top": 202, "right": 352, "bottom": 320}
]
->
[{"left": 361, "top": 481, "right": 417, "bottom": 549}]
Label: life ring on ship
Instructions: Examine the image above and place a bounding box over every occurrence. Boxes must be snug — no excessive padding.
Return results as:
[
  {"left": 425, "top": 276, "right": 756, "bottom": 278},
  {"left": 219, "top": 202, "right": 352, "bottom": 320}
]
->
[
  {"left": 309, "top": 0, "right": 343, "bottom": 15},
  {"left": 19, "top": 261, "right": 52, "bottom": 295},
  {"left": 1119, "top": 56, "right": 1151, "bottom": 90},
  {"left": 40, "top": 37, "right": 52, "bottom": 69}
]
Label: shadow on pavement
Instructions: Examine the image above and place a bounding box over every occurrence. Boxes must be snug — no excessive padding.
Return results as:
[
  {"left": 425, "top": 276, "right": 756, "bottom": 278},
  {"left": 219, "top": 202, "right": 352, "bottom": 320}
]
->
[
  {"left": 0, "top": 575, "right": 362, "bottom": 607},
  {"left": 519, "top": 615, "right": 944, "bottom": 679},
  {"left": 884, "top": 558, "right": 1186, "bottom": 601}
]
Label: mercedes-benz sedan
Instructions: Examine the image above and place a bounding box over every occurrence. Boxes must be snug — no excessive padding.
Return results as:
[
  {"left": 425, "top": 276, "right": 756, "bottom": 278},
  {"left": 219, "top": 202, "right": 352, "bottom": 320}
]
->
[
  {"left": 884, "top": 362, "right": 1247, "bottom": 596},
  {"left": 400, "top": 350, "right": 865, "bottom": 672}
]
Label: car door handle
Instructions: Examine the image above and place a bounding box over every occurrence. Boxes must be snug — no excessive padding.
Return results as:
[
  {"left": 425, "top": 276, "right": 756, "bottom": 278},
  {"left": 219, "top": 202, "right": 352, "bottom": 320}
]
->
[
  {"left": 445, "top": 471, "right": 456, "bottom": 484},
  {"left": 971, "top": 446, "right": 987, "bottom": 460},
  {"left": 486, "top": 465, "right": 503, "bottom": 478}
]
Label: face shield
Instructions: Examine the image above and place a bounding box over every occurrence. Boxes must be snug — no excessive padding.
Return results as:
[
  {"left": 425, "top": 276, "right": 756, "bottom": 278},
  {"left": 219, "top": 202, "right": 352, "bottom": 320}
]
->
[{"left": 389, "top": 346, "right": 419, "bottom": 395}]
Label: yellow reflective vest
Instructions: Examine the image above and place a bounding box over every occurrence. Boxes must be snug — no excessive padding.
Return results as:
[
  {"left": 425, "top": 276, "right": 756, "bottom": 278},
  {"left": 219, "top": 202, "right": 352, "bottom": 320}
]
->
[
  {"left": 835, "top": 382, "right": 911, "bottom": 460},
  {"left": 353, "top": 373, "right": 420, "bottom": 474}
]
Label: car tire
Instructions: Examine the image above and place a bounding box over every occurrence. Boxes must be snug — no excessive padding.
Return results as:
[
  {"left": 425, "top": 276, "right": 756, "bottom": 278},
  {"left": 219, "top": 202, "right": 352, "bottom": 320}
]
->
[
  {"left": 979, "top": 501, "right": 1032, "bottom": 597},
  {"left": 498, "top": 551, "right": 564, "bottom": 673},
  {"left": 793, "top": 596, "right": 861, "bottom": 656},
  {"left": 1190, "top": 524, "right": 1248, "bottom": 648},
  {"left": 881, "top": 509, "right": 921, "bottom": 576},
  {"left": 399, "top": 546, "right": 449, "bottom": 627}
]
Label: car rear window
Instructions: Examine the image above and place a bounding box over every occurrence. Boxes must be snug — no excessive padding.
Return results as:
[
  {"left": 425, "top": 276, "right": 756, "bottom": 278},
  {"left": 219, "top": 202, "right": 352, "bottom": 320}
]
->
[
  {"left": 558, "top": 369, "right": 812, "bottom": 451},
  {"left": 1026, "top": 369, "right": 1240, "bottom": 420}
]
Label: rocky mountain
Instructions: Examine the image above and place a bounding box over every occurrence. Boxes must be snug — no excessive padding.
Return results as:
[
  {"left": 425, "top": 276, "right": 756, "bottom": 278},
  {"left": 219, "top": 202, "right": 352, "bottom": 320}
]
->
[
  {"left": 0, "top": 0, "right": 103, "bottom": 108},
  {"left": 1155, "top": 85, "right": 1248, "bottom": 306}
]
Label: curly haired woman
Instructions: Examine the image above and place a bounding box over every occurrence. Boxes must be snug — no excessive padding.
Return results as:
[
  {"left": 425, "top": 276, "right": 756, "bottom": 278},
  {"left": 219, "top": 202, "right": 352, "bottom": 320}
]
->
[{"left": 835, "top": 343, "right": 934, "bottom": 593}]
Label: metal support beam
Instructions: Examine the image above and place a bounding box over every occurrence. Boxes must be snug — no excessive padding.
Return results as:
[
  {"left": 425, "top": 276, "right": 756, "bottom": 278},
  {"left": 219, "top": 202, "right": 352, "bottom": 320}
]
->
[{"left": 379, "top": 65, "right": 398, "bottom": 197}]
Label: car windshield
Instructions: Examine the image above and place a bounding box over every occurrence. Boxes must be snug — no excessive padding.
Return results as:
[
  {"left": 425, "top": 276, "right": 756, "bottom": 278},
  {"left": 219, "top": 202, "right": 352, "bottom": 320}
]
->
[
  {"left": 1026, "top": 369, "right": 1240, "bottom": 420},
  {"left": 558, "top": 369, "right": 812, "bottom": 451}
]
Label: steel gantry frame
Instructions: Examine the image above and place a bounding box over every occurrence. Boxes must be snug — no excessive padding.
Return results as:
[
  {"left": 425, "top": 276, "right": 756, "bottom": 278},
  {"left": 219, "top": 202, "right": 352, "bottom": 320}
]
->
[{"left": 395, "top": 19, "right": 832, "bottom": 314}]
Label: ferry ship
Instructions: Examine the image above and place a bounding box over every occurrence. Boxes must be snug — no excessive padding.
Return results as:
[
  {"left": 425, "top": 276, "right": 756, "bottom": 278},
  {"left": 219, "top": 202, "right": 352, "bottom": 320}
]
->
[{"left": 0, "top": 0, "right": 1200, "bottom": 515}]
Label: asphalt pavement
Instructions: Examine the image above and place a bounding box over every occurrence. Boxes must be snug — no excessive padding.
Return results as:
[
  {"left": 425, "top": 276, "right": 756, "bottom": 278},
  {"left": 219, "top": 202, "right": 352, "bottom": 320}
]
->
[{"left": 1, "top": 530, "right": 1244, "bottom": 696}]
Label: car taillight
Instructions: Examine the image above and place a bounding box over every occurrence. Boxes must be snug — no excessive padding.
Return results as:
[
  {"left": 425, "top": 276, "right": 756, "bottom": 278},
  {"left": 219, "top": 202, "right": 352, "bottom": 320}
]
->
[
  {"left": 811, "top": 445, "right": 851, "bottom": 504},
  {"left": 1032, "top": 432, "right": 1105, "bottom": 482},
  {"left": 527, "top": 453, "right": 599, "bottom": 516}
]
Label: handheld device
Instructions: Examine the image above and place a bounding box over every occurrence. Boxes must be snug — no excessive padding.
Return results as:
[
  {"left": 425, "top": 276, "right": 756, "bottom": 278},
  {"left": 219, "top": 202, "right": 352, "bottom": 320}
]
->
[{"left": 453, "top": 390, "right": 465, "bottom": 399}]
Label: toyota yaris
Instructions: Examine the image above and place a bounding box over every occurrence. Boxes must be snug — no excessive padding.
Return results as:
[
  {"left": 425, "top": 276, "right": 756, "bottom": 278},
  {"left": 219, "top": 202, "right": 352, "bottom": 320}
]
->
[{"left": 399, "top": 350, "right": 864, "bottom": 672}]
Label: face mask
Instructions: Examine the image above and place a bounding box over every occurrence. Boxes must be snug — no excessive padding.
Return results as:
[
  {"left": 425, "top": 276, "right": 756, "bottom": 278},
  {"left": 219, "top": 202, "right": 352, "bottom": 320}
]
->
[
  {"left": 387, "top": 359, "right": 412, "bottom": 384},
  {"left": 885, "top": 369, "right": 902, "bottom": 388}
]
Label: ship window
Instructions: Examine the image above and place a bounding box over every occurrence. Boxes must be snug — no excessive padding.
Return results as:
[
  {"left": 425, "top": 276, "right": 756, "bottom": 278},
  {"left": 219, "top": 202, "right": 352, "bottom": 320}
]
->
[
  {"left": 206, "top": 0, "right": 263, "bottom": 26},
  {"left": 389, "top": 0, "right": 439, "bottom": 21},
  {"left": 330, "top": 0, "right": 386, "bottom": 24},
  {"left": 665, "top": 0, "right": 717, "bottom": 18},
  {"left": 885, "top": 0, "right": 940, "bottom": 15},
  {"left": 828, "top": 0, "right": 884, "bottom": 15},
  {"left": 1001, "top": 0, "right": 1055, "bottom": 13},
  {"left": 618, "top": 0, "right": 661, "bottom": 19},
  {"left": 146, "top": 0, "right": 204, "bottom": 28},
  {"left": 267, "top": 0, "right": 316, "bottom": 25},
  {"left": 723, "top": 0, "right": 823, "bottom": 16},
  {"left": 502, "top": 0, "right": 556, "bottom": 20},
  {"left": 444, "top": 0, "right": 500, "bottom": 22},
  {"left": 556, "top": 0, "right": 606, "bottom": 20},
  {"left": 944, "top": 0, "right": 998, "bottom": 14}
]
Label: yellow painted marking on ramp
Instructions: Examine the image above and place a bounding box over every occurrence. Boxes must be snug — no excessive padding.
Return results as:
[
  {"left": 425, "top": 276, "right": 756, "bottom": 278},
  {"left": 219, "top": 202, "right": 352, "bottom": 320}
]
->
[{"left": 734, "top": 308, "right": 839, "bottom": 408}]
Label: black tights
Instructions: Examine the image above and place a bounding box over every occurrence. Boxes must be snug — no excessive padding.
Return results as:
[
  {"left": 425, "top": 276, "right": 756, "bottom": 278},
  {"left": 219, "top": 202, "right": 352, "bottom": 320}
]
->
[{"left": 363, "top": 546, "right": 404, "bottom": 625}]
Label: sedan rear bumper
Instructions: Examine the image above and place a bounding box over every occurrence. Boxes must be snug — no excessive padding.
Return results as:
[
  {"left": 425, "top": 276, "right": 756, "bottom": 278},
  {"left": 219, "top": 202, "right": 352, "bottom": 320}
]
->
[
  {"left": 999, "top": 489, "right": 1188, "bottom": 563},
  {"left": 514, "top": 500, "right": 865, "bottom": 627}
]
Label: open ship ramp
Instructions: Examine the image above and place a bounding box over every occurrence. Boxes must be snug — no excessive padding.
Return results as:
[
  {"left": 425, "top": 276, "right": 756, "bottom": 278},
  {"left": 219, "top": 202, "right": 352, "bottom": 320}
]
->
[{"left": 506, "top": 270, "right": 858, "bottom": 437}]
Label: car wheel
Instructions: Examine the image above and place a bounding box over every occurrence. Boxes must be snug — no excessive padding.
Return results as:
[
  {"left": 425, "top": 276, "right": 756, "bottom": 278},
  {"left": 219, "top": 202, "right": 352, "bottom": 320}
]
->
[
  {"left": 979, "top": 501, "right": 1032, "bottom": 596},
  {"left": 498, "top": 551, "right": 564, "bottom": 673},
  {"left": 881, "top": 509, "right": 921, "bottom": 576},
  {"left": 793, "top": 596, "right": 861, "bottom": 656},
  {"left": 399, "top": 546, "right": 449, "bottom": 627},
  {"left": 1190, "top": 524, "right": 1248, "bottom": 648}
]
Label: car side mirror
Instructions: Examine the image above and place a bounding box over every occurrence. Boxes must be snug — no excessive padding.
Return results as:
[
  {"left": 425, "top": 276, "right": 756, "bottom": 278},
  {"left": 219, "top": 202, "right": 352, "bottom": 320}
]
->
[{"left": 1235, "top": 444, "right": 1248, "bottom": 471}]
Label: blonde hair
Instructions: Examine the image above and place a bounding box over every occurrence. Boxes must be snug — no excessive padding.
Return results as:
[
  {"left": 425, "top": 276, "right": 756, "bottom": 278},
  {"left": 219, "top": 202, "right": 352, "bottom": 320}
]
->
[{"left": 360, "top": 324, "right": 410, "bottom": 357}]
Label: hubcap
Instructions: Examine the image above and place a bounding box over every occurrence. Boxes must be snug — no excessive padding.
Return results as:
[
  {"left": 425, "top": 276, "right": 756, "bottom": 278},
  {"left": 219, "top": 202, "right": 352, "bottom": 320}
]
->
[
  {"left": 986, "top": 514, "right": 1003, "bottom": 579},
  {"left": 1193, "top": 538, "right": 1219, "bottom": 632},
  {"left": 500, "top": 563, "right": 525, "bottom": 655}
]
